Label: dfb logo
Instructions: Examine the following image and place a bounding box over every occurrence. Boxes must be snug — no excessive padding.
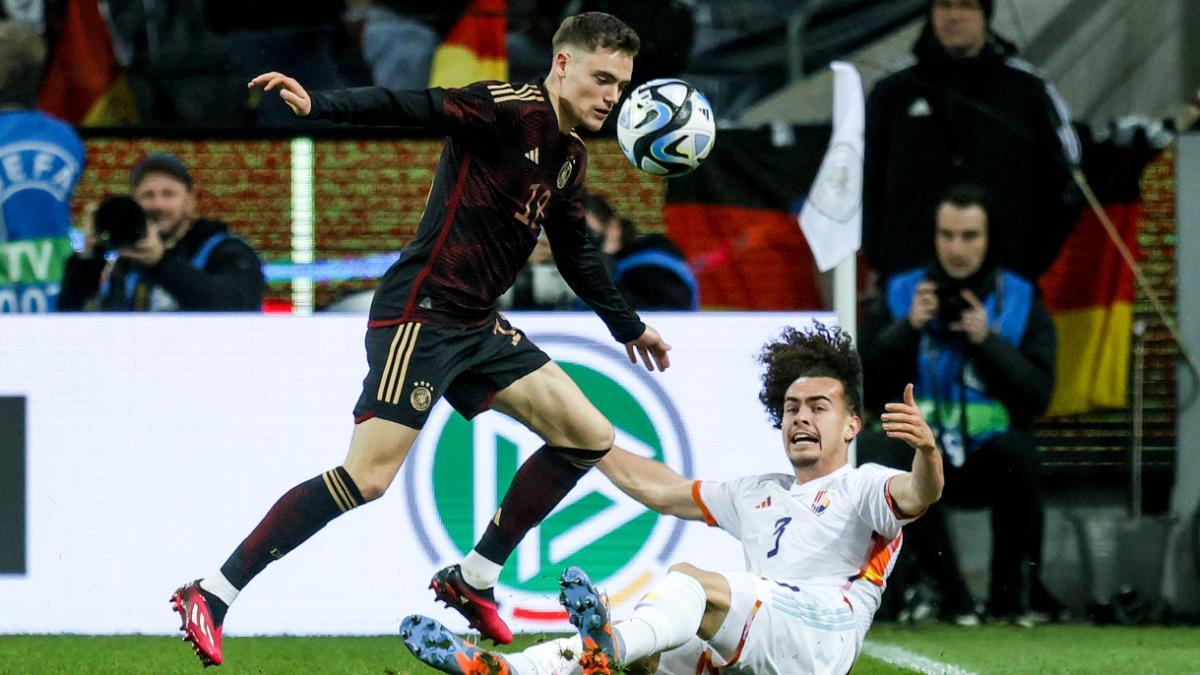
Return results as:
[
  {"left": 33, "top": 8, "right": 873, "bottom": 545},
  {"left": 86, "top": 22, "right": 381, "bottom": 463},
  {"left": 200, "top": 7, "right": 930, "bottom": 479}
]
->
[{"left": 403, "top": 335, "right": 694, "bottom": 624}]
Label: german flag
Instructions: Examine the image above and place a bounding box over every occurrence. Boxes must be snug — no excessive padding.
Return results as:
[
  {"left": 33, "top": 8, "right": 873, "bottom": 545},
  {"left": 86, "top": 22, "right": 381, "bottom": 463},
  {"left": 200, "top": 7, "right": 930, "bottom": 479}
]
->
[
  {"left": 428, "top": 0, "right": 507, "bottom": 89},
  {"left": 37, "top": 0, "right": 138, "bottom": 126},
  {"left": 1039, "top": 126, "right": 1161, "bottom": 416},
  {"left": 664, "top": 127, "right": 827, "bottom": 310}
]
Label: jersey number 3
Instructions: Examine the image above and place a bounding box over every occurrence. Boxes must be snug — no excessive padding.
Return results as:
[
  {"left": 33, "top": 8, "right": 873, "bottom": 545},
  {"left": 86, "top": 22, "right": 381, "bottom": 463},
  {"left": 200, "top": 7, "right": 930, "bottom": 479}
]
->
[
  {"left": 515, "top": 183, "right": 552, "bottom": 231},
  {"left": 768, "top": 517, "right": 792, "bottom": 558}
]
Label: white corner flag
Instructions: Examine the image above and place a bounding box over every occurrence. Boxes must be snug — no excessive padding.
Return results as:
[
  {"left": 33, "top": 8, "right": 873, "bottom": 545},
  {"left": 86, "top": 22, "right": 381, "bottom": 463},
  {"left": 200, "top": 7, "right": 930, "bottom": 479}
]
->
[{"left": 798, "top": 61, "right": 865, "bottom": 272}]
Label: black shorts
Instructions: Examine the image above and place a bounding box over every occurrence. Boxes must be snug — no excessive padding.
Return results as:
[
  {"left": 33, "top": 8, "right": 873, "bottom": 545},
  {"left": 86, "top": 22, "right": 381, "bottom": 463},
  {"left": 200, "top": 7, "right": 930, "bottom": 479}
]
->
[{"left": 353, "top": 314, "right": 551, "bottom": 428}]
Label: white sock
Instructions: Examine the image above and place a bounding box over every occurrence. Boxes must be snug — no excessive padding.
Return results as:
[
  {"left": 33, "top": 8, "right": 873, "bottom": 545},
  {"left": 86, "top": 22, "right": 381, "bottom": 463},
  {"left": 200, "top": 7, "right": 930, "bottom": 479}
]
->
[
  {"left": 460, "top": 549, "right": 502, "bottom": 589},
  {"left": 506, "top": 636, "right": 583, "bottom": 675},
  {"left": 616, "top": 571, "right": 707, "bottom": 663},
  {"left": 198, "top": 572, "right": 239, "bottom": 608}
]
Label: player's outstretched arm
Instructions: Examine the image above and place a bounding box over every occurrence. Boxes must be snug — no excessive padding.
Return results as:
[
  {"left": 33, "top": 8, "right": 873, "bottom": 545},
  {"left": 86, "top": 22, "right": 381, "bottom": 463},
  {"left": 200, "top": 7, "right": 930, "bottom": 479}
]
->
[
  {"left": 880, "top": 383, "right": 944, "bottom": 517},
  {"left": 247, "top": 72, "right": 312, "bottom": 117},
  {"left": 597, "top": 446, "right": 703, "bottom": 521},
  {"left": 625, "top": 324, "right": 671, "bottom": 372}
]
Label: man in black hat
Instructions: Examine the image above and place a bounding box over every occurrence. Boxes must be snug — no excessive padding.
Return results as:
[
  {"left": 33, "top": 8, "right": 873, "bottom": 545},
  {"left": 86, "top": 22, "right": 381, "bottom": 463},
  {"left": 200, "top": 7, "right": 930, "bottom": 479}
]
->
[
  {"left": 863, "top": 0, "right": 1081, "bottom": 285},
  {"left": 58, "top": 152, "right": 264, "bottom": 311}
]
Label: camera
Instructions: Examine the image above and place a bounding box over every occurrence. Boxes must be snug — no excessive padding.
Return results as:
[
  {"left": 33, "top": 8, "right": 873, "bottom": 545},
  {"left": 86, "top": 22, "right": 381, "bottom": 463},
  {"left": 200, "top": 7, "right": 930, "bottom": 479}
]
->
[
  {"left": 935, "top": 282, "right": 969, "bottom": 324},
  {"left": 93, "top": 195, "right": 147, "bottom": 250}
]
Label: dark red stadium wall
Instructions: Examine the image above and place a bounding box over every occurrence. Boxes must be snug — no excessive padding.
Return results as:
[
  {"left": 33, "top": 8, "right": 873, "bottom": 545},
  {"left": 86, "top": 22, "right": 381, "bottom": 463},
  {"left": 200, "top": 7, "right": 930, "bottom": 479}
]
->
[
  {"left": 75, "top": 137, "right": 664, "bottom": 309},
  {"left": 74, "top": 138, "right": 295, "bottom": 298}
]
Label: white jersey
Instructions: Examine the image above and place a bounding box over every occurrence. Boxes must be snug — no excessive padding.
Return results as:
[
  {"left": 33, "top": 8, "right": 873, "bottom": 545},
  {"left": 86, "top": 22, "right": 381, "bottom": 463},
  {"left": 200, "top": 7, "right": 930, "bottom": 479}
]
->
[{"left": 694, "top": 462, "right": 915, "bottom": 640}]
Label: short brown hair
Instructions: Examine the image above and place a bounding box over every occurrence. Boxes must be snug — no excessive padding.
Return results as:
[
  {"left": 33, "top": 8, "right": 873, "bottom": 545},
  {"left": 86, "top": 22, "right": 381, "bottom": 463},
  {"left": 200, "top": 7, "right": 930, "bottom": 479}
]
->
[{"left": 552, "top": 12, "right": 640, "bottom": 57}]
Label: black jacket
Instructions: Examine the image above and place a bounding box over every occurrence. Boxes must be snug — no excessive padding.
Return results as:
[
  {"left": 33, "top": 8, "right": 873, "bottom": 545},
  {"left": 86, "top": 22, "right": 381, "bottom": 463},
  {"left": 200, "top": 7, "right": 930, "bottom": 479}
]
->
[
  {"left": 859, "top": 271, "right": 1056, "bottom": 431},
  {"left": 58, "top": 218, "right": 264, "bottom": 311},
  {"left": 863, "top": 28, "right": 1081, "bottom": 282}
]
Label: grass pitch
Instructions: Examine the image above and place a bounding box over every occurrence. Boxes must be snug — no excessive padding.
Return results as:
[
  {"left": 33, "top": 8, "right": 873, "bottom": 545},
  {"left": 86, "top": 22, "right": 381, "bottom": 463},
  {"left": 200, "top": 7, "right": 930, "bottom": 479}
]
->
[{"left": 1, "top": 624, "right": 1197, "bottom": 674}]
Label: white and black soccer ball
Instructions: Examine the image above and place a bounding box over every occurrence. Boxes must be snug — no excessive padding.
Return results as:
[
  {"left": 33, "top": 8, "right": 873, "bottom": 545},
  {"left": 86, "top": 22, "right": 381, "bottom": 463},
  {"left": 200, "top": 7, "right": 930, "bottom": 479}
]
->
[{"left": 616, "top": 78, "right": 716, "bottom": 178}]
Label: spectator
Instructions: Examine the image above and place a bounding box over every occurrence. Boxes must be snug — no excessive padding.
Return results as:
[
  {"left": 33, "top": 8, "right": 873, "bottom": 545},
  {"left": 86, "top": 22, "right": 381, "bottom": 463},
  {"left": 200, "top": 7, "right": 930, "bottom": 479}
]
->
[
  {"left": 863, "top": 0, "right": 1081, "bottom": 285},
  {"left": 58, "top": 152, "right": 264, "bottom": 311},
  {"left": 0, "top": 21, "right": 85, "bottom": 313},
  {"left": 584, "top": 192, "right": 698, "bottom": 310},
  {"left": 858, "top": 184, "right": 1059, "bottom": 625},
  {"left": 359, "top": 1, "right": 469, "bottom": 90}
]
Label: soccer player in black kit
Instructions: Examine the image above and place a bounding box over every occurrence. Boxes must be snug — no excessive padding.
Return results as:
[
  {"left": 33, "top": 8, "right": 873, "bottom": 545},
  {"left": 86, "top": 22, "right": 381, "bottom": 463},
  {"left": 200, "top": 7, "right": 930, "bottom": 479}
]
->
[{"left": 169, "top": 12, "right": 671, "bottom": 668}]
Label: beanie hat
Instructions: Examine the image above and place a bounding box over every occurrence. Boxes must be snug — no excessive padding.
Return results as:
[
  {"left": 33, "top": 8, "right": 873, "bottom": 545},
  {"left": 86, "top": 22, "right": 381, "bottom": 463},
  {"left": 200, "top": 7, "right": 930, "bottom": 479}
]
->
[
  {"left": 130, "top": 152, "right": 193, "bottom": 190},
  {"left": 929, "top": 0, "right": 994, "bottom": 22}
]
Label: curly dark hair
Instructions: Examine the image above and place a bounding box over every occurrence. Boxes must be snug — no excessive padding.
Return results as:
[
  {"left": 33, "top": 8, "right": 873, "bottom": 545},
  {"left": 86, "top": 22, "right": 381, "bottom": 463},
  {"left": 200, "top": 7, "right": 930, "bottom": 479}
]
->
[{"left": 757, "top": 322, "right": 863, "bottom": 428}]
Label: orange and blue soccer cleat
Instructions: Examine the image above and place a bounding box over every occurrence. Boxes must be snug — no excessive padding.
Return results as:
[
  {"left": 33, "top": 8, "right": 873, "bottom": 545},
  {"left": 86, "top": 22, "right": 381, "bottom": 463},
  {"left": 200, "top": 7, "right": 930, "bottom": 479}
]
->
[
  {"left": 170, "top": 580, "right": 224, "bottom": 667},
  {"left": 400, "top": 614, "right": 512, "bottom": 674},
  {"left": 559, "top": 567, "right": 620, "bottom": 675},
  {"left": 430, "top": 564, "right": 514, "bottom": 644}
]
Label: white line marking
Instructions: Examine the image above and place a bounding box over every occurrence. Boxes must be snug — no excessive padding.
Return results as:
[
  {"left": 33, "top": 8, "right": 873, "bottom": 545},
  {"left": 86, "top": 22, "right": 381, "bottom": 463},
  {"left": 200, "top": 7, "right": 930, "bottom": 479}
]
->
[{"left": 863, "top": 641, "right": 979, "bottom": 675}]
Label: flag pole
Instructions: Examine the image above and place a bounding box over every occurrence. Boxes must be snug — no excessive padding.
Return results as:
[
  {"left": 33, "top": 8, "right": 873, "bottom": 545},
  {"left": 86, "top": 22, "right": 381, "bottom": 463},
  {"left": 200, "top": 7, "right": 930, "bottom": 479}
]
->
[
  {"left": 835, "top": 253, "right": 858, "bottom": 466},
  {"left": 834, "top": 255, "right": 856, "bottom": 342}
]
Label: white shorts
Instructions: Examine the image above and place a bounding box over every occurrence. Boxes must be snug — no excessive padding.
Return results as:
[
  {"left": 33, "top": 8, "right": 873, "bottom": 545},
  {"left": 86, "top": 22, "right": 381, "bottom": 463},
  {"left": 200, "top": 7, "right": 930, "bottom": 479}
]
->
[{"left": 653, "top": 573, "right": 859, "bottom": 675}]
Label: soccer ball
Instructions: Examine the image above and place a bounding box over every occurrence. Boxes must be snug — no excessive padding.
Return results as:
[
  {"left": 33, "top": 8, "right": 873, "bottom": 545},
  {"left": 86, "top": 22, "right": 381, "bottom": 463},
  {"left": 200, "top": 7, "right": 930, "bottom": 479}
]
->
[{"left": 616, "top": 78, "right": 716, "bottom": 177}]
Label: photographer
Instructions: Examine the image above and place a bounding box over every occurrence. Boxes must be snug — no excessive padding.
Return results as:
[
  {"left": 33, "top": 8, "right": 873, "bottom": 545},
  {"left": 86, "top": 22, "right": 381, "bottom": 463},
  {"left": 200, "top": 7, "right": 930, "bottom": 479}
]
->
[
  {"left": 58, "top": 153, "right": 264, "bottom": 311},
  {"left": 858, "top": 183, "right": 1058, "bottom": 625}
]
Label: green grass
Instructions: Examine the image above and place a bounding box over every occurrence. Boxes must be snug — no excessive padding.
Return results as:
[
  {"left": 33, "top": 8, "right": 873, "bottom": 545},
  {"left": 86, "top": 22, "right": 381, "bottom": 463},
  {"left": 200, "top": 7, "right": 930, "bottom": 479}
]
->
[
  {"left": 864, "top": 623, "right": 1200, "bottom": 674},
  {"left": 1, "top": 625, "right": 1197, "bottom": 674}
]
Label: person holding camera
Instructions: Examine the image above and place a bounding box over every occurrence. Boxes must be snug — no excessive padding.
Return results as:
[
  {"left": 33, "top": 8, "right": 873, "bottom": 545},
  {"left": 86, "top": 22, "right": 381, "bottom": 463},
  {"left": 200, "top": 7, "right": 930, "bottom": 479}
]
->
[
  {"left": 58, "top": 152, "right": 264, "bottom": 311},
  {"left": 858, "top": 183, "right": 1059, "bottom": 625}
]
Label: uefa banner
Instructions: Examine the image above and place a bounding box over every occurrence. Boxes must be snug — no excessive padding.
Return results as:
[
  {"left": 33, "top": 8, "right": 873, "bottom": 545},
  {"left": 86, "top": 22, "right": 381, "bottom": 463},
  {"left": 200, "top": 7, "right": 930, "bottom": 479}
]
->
[{"left": 0, "top": 312, "right": 831, "bottom": 635}]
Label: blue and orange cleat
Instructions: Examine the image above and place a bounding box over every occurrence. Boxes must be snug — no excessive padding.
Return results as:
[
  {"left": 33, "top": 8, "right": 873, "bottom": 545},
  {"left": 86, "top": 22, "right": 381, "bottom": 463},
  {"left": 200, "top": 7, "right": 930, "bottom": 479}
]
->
[
  {"left": 430, "top": 564, "right": 513, "bottom": 644},
  {"left": 170, "top": 580, "right": 224, "bottom": 667},
  {"left": 559, "top": 567, "right": 620, "bottom": 675},
  {"left": 400, "top": 614, "right": 512, "bottom": 674}
]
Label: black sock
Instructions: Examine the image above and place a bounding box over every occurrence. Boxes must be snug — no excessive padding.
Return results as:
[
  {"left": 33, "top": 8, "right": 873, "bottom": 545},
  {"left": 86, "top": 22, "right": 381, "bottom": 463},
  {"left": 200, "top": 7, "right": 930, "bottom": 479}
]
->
[
  {"left": 219, "top": 466, "right": 364, "bottom": 590},
  {"left": 474, "top": 445, "right": 606, "bottom": 565},
  {"left": 198, "top": 586, "right": 229, "bottom": 626}
]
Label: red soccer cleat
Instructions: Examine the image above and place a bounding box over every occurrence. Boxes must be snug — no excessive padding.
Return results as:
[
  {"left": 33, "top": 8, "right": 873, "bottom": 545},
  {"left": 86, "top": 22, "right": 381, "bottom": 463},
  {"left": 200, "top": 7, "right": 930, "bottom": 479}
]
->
[
  {"left": 170, "top": 580, "right": 224, "bottom": 667},
  {"left": 430, "top": 564, "right": 513, "bottom": 645}
]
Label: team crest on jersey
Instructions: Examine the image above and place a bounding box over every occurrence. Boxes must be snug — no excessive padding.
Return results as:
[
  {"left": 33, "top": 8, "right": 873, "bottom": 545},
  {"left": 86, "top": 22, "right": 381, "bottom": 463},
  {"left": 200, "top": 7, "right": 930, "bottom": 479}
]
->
[
  {"left": 557, "top": 157, "right": 576, "bottom": 189},
  {"left": 811, "top": 489, "right": 834, "bottom": 514},
  {"left": 410, "top": 381, "right": 433, "bottom": 412}
]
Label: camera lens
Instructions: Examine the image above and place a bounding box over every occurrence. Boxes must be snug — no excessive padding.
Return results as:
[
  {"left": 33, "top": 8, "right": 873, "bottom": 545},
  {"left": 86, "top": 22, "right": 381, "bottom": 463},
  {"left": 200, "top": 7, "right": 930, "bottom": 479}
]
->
[{"left": 93, "top": 196, "right": 148, "bottom": 249}]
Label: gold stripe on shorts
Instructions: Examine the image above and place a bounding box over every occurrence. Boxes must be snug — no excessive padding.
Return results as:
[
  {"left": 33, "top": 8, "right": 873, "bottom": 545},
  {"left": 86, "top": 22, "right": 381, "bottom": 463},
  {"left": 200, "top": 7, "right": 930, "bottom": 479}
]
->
[
  {"left": 378, "top": 322, "right": 420, "bottom": 403},
  {"left": 389, "top": 323, "right": 422, "bottom": 404},
  {"left": 376, "top": 323, "right": 410, "bottom": 402}
]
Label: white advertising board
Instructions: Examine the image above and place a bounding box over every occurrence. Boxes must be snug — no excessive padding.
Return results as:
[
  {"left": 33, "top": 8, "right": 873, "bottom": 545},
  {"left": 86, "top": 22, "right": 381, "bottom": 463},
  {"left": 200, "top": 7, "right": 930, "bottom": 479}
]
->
[{"left": 0, "top": 312, "right": 832, "bottom": 635}]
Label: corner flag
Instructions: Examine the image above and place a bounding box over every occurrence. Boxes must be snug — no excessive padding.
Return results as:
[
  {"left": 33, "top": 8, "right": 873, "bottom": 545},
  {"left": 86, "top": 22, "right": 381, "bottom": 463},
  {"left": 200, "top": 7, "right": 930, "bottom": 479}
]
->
[{"left": 798, "top": 62, "right": 864, "bottom": 272}]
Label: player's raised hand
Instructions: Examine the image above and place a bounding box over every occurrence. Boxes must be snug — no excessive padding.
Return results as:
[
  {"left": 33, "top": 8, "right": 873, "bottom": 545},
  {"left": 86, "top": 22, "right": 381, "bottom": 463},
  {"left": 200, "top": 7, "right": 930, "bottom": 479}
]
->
[
  {"left": 881, "top": 383, "right": 937, "bottom": 454},
  {"left": 625, "top": 324, "right": 671, "bottom": 372},
  {"left": 248, "top": 72, "right": 312, "bottom": 117}
]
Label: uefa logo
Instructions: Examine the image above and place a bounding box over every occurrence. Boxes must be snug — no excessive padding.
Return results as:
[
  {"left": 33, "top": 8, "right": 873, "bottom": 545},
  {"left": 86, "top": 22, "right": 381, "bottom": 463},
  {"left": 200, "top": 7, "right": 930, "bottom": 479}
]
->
[{"left": 403, "top": 334, "right": 694, "bottom": 626}]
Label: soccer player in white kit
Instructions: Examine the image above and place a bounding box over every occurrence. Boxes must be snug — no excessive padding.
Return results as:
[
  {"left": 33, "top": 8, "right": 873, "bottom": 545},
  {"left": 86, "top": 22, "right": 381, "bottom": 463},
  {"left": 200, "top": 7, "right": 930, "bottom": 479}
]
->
[{"left": 401, "top": 323, "right": 944, "bottom": 675}]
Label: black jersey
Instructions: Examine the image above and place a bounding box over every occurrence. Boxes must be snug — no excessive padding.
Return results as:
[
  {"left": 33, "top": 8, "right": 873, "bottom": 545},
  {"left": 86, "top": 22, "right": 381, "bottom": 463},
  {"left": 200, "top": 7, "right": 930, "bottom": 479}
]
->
[{"left": 309, "top": 82, "right": 645, "bottom": 344}]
